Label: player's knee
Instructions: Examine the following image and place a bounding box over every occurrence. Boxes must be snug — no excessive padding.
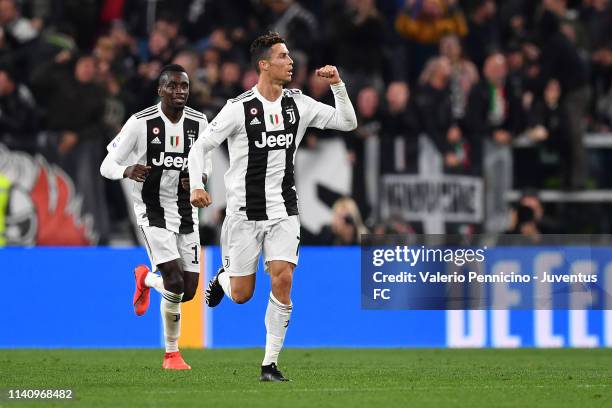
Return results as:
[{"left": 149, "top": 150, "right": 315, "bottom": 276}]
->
[
  {"left": 272, "top": 270, "right": 293, "bottom": 292},
  {"left": 163, "top": 274, "right": 184, "bottom": 294},
  {"left": 231, "top": 287, "right": 253, "bottom": 304},
  {"left": 182, "top": 286, "right": 196, "bottom": 302}
]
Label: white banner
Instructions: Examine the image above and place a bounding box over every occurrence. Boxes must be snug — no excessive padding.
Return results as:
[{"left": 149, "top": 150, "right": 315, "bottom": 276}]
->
[{"left": 380, "top": 174, "right": 484, "bottom": 225}]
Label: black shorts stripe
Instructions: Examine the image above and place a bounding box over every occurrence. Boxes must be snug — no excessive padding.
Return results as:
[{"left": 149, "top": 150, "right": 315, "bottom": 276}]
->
[
  {"left": 142, "top": 117, "right": 166, "bottom": 228},
  {"left": 280, "top": 96, "right": 300, "bottom": 216},
  {"left": 140, "top": 226, "right": 153, "bottom": 255},
  {"left": 243, "top": 98, "right": 268, "bottom": 220}
]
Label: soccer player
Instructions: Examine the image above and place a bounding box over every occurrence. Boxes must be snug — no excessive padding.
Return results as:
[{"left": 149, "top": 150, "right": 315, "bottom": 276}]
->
[
  {"left": 100, "top": 64, "right": 212, "bottom": 370},
  {"left": 188, "top": 32, "right": 357, "bottom": 381}
]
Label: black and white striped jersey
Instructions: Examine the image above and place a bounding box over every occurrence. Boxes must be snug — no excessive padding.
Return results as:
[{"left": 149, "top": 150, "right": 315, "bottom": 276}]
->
[
  {"left": 188, "top": 83, "right": 357, "bottom": 221},
  {"left": 105, "top": 103, "right": 211, "bottom": 233}
]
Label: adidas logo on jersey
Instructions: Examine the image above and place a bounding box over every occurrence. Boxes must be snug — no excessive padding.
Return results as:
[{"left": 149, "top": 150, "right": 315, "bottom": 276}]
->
[
  {"left": 151, "top": 137, "right": 162, "bottom": 144},
  {"left": 255, "top": 131, "right": 294, "bottom": 149},
  {"left": 250, "top": 117, "right": 261, "bottom": 125},
  {"left": 151, "top": 152, "right": 189, "bottom": 171}
]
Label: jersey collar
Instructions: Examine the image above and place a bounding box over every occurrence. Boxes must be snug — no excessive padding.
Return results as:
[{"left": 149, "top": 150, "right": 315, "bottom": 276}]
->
[
  {"left": 252, "top": 85, "right": 283, "bottom": 104},
  {"left": 157, "top": 102, "right": 185, "bottom": 125}
]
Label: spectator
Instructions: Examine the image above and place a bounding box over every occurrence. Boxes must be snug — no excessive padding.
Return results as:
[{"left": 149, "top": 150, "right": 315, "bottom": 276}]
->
[
  {"left": 395, "top": 0, "right": 467, "bottom": 45},
  {"left": 31, "top": 52, "right": 111, "bottom": 242},
  {"left": 264, "top": 0, "right": 319, "bottom": 58},
  {"left": 0, "top": 0, "right": 40, "bottom": 79},
  {"left": 583, "top": 0, "right": 612, "bottom": 130},
  {"left": 0, "top": 0, "right": 39, "bottom": 46},
  {"left": 522, "top": 79, "right": 571, "bottom": 187},
  {"left": 379, "top": 81, "right": 420, "bottom": 174},
  {"left": 108, "top": 20, "right": 139, "bottom": 75},
  {"left": 183, "top": 0, "right": 257, "bottom": 43},
  {"left": 333, "top": 0, "right": 386, "bottom": 93},
  {"left": 506, "top": 190, "right": 558, "bottom": 238},
  {"left": 154, "top": 13, "right": 188, "bottom": 51},
  {"left": 414, "top": 56, "right": 471, "bottom": 173},
  {"left": 465, "top": 52, "right": 523, "bottom": 231},
  {"left": 211, "top": 59, "right": 242, "bottom": 108},
  {"left": 439, "top": 33, "right": 479, "bottom": 122},
  {"left": 346, "top": 85, "right": 381, "bottom": 220},
  {"left": 141, "top": 28, "right": 173, "bottom": 65},
  {"left": 55, "top": 0, "right": 100, "bottom": 50},
  {"left": 395, "top": 0, "right": 468, "bottom": 82},
  {"left": 537, "top": 8, "right": 591, "bottom": 188},
  {"left": 506, "top": 203, "right": 541, "bottom": 242},
  {"left": 123, "top": 0, "right": 192, "bottom": 39},
  {"left": 0, "top": 67, "right": 38, "bottom": 152},
  {"left": 463, "top": 0, "right": 499, "bottom": 70},
  {"left": 504, "top": 42, "right": 535, "bottom": 122},
  {"left": 317, "top": 197, "right": 368, "bottom": 245},
  {"left": 127, "top": 28, "right": 173, "bottom": 108},
  {"left": 465, "top": 52, "right": 523, "bottom": 167}
]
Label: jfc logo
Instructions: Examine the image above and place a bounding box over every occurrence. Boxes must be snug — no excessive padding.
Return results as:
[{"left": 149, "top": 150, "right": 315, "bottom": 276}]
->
[{"left": 286, "top": 107, "right": 296, "bottom": 124}]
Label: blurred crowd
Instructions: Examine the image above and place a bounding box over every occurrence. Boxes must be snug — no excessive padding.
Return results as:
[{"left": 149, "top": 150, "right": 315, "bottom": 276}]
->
[{"left": 1, "top": 0, "right": 612, "bottom": 244}]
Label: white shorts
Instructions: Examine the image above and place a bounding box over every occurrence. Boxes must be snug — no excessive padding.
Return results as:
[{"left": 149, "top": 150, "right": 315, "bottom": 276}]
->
[
  {"left": 140, "top": 226, "right": 201, "bottom": 273},
  {"left": 220, "top": 214, "right": 300, "bottom": 277}
]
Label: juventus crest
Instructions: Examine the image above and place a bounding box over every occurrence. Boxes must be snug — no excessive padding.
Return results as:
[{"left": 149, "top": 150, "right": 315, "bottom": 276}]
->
[
  {"left": 186, "top": 128, "right": 197, "bottom": 147},
  {"left": 286, "top": 107, "right": 296, "bottom": 125}
]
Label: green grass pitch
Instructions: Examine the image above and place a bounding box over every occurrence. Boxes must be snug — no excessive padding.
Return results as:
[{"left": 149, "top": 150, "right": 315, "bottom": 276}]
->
[{"left": 0, "top": 349, "right": 610, "bottom": 407}]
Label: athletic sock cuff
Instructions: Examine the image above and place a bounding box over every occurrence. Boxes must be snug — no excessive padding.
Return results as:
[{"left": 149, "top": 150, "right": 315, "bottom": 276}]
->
[
  {"left": 162, "top": 291, "right": 183, "bottom": 304},
  {"left": 269, "top": 292, "right": 292, "bottom": 311}
]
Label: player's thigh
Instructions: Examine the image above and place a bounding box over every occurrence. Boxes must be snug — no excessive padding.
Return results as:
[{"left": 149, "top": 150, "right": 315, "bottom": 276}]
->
[
  {"left": 140, "top": 226, "right": 181, "bottom": 271},
  {"left": 221, "top": 214, "right": 263, "bottom": 277},
  {"left": 263, "top": 215, "right": 300, "bottom": 268}
]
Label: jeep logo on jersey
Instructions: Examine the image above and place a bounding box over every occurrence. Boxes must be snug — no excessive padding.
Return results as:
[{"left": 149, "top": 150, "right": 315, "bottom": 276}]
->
[
  {"left": 254, "top": 131, "right": 294, "bottom": 150},
  {"left": 151, "top": 152, "right": 189, "bottom": 171}
]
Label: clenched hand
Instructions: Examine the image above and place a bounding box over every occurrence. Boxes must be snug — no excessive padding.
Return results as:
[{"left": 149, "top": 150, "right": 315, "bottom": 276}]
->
[{"left": 190, "top": 188, "right": 212, "bottom": 208}]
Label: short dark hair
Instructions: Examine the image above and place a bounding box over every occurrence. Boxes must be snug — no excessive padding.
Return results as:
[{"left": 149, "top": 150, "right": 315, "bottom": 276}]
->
[
  {"left": 250, "top": 32, "right": 285, "bottom": 73},
  {"left": 158, "top": 64, "right": 187, "bottom": 86}
]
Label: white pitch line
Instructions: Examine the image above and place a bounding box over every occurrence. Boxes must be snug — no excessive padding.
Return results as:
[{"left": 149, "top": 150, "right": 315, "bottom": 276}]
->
[{"left": 147, "top": 384, "right": 609, "bottom": 394}]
